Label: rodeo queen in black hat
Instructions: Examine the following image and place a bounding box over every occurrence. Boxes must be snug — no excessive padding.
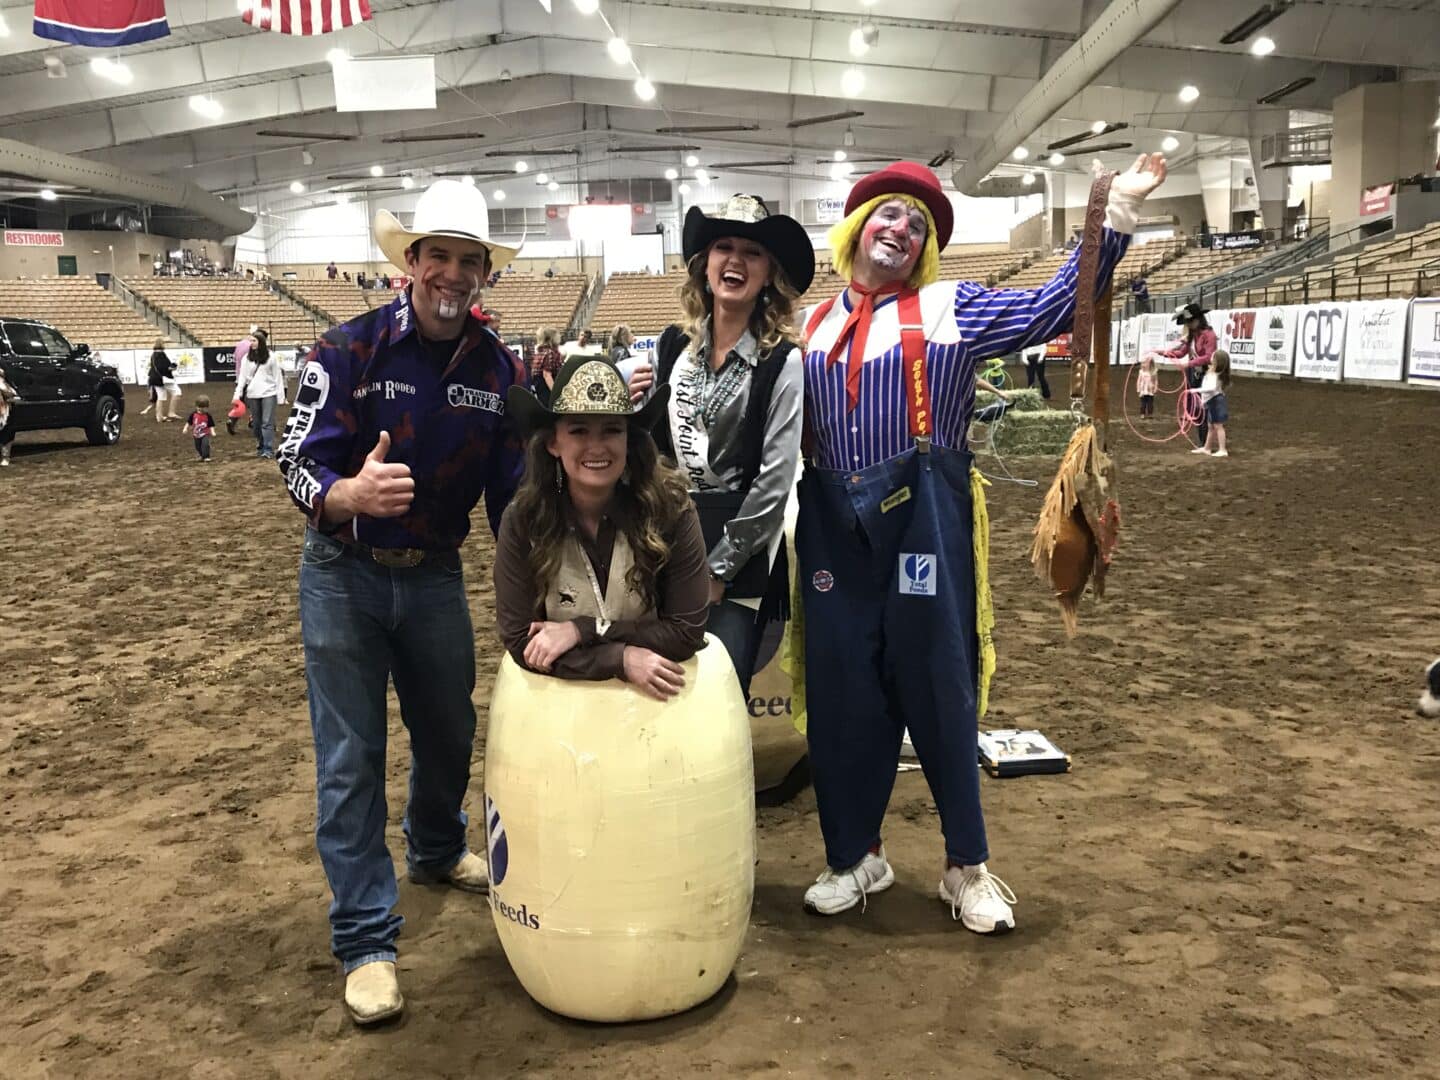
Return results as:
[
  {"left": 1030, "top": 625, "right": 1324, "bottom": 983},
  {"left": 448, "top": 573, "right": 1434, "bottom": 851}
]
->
[
  {"left": 1150, "top": 301, "right": 1218, "bottom": 450},
  {"left": 628, "top": 194, "right": 815, "bottom": 698},
  {"left": 492, "top": 351, "right": 711, "bottom": 700}
]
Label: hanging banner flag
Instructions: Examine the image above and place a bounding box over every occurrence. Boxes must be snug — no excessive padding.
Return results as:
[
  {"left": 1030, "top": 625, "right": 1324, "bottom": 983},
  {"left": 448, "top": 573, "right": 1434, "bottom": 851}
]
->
[
  {"left": 1218, "top": 309, "right": 1259, "bottom": 373},
  {"left": 1359, "top": 183, "right": 1394, "bottom": 217},
  {"left": 1341, "top": 299, "right": 1407, "bottom": 382},
  {"left": 1293, "top": 303, "right": 1348, "bottom": 381},
  {"left": 1255, "top": 306, "right": 1296, "bottom": 376},
  {"left": 33, "top": 0, "right": 169, "bottom": 46},
  {"left": 1405, "top": 299, "right": 1440, "bottom": 385},
  {"left": 241, "top": 0, "right": 371, "bottom": 35}
]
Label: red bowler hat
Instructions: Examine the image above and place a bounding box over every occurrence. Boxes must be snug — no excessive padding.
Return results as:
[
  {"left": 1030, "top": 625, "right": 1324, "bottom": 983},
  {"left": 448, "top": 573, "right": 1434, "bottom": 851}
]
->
[{"left": 844, "top": 161, "right": 954, "bottom": 252}]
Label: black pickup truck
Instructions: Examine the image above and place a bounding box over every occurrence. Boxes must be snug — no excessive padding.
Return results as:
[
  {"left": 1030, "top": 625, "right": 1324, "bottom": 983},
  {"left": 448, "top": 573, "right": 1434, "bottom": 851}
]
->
[{"left": 0, "top": 318, "right": 125, "bottom": 445}]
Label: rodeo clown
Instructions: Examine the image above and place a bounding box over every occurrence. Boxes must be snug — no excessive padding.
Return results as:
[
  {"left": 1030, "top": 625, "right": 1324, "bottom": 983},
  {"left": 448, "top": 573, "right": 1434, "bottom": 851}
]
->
[{"left": 797, "top": 155, "right": 1167, "bottom": 931}]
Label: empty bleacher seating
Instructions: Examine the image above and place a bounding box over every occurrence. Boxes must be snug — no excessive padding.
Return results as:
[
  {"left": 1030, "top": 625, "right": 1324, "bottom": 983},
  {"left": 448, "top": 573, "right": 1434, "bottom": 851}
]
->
[
  {"left": 1237, "top": 221, "right": 1440, "bottom": 306},
  {"left": 121, "top": 277, "right": 322, "bottom": 348},
  {"left": 588, "top": 271, "right": 688, "bottom": 336},
  {"left": 482, "top": 273, "right": 588, "bottom": 335},
  {"left": 282, "top": 279, "right": 374, "bottom": 324},
  {"left": 0, "top": 276, "right": 166, "bottom": 349}
]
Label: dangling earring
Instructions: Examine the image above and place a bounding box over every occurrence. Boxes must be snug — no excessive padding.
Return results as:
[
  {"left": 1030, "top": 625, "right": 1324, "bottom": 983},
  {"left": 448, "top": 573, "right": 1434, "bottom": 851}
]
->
[
  {"left": 703, "top": 281, "right": 712, "bottom": 294},
  {"left": 759, "top": 287, "right": 772, "bottom": 307},
  {"left": 620, "top": 465, "right": 631, "bottom": 486},
  {"left": 554, "top": 458, "right": 565, "bottom": 493}
]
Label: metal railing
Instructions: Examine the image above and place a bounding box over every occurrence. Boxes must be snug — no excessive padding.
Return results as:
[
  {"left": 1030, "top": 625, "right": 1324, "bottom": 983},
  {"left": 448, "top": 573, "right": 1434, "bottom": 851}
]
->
[
  {"left": 1230, "top": 257, "right": 1440, "bottom": 308},
  {"left": 108, "top": 275, "right": 198, "bottom": 347}
]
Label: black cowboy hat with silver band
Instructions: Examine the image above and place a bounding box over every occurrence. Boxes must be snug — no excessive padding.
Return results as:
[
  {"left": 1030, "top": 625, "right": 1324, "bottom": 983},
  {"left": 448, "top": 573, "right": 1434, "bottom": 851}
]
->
[
  {"left": 1174, "top": 301, "right": 1210, "bottom": 324},
  {"left": 682, "top": 194, "right": 816, "bottom": 294},
  {"left": 506, "top": 351, "right": 670, "bottom": 435}
]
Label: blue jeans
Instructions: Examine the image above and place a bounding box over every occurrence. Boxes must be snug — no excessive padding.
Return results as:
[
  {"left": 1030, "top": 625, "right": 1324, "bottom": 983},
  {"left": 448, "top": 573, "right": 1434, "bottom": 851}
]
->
[
  {"left": 249, "top": 395, "right": 278, "bottom": 456},
  {"left": 298, "top": 528, "right": 477, "bottom": 971}
]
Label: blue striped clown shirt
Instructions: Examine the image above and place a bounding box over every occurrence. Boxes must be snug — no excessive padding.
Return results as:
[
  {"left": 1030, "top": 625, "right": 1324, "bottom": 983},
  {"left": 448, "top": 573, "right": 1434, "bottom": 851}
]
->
[{"left": 802, "top": 226, "right": 1128, "bottom": 472}]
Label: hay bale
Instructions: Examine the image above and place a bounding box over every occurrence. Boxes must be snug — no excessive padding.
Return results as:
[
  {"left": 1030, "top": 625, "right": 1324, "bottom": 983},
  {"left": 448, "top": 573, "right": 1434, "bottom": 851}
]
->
[
  {"left": 999, "top": 387, "right": 1048, "bottom": 413},
  {"left": 989, "top": 408, "right": 1080, "bottom": 458}
]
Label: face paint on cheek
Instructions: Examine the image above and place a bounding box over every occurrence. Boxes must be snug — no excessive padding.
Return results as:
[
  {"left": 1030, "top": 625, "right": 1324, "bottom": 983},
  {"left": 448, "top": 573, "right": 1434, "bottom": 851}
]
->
[{"left": 862, "top": 216, "right": 909, "bottom": 272}]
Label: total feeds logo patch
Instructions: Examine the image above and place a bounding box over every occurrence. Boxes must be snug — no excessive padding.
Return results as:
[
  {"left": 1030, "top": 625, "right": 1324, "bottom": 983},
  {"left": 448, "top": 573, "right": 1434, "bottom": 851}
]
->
[
  {"left": 485, "top": 794, "right": 540, "bottom": 930},
  {"left": 899, "top": 553, "right": 936, "bottom": 596}
]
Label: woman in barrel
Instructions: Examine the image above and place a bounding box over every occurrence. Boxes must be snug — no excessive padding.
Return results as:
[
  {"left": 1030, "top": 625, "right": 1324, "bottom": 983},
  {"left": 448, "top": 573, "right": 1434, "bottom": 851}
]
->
[
  {"left": 494, "top": 352, "right": 710, "bottom": 701},
  {"left": 631, "top": 194, "right": 814, "bottom": 697}
]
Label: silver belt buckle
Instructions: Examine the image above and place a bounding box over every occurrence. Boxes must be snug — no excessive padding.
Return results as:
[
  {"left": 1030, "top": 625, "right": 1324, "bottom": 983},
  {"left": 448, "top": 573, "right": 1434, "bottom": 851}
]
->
[{"left": 371, "top": 547, "right": 426, "bottom": 568}]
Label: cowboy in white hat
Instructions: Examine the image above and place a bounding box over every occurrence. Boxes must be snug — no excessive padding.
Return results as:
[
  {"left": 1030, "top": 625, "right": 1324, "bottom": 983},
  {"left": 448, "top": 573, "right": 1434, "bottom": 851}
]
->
[{"left": 277, "top": 179, "right": 528, "bottom": 1026}]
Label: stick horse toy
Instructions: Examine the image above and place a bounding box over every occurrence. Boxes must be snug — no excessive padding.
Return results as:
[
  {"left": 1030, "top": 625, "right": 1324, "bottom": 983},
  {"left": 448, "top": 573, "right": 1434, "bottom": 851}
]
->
[{"left": 1031, "top": 167, "right": 1123, "bottom": 635}]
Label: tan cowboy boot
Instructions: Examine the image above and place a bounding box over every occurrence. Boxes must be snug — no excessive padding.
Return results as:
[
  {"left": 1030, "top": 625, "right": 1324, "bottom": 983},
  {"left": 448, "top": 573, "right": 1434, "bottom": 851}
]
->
[
  {"left": 410, "top": 851, "right": 490, "bottom": 894},
  {"left": 344, "top": 961, "right": 403, "bottom": 1025}
]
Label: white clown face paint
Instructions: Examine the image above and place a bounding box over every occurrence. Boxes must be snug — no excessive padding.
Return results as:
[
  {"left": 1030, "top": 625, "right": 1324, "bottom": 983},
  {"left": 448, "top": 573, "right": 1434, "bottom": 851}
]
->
[
  {"left": 854, "top": 198, "right": 927, "bottom": 285},
  {"left": 405, "top": 237, "right": 489, "bottom": 338}
]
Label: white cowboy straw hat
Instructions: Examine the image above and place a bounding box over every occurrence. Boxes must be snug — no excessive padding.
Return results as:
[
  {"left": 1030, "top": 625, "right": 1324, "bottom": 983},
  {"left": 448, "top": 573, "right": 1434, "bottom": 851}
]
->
[{"left": 374, "top": 178, "right": 521, "bottom": 273}]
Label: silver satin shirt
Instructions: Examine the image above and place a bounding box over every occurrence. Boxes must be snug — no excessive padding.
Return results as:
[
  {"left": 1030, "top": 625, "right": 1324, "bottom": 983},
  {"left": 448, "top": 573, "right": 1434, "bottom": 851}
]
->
[{"left": 664, "top": 319, "right": 804, "bottom": 583}]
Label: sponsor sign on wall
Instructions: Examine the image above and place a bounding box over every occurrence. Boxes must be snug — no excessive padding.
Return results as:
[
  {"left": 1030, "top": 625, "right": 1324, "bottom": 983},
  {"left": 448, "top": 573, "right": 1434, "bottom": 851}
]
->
[
  {"left": 1137, "top": 313, "right": 1182, "bottom": 360},
  {"left": 97, "top": 349, "right": 145, "bottom": 385},
  {"left": 1341, "top": 299, "right": 1408, "bottom": 383},
  {"left": 1255, "top": 306, "right": 1297, "bottom": 376},
  {"left": 1293, "top": 303, "right": 1347, "bottom": 381},
  {"left": 1406, "top": 298, "right": 1440, "bottom": 384},
  {"left": 203, "top": 347, "right": 237, "bottom": 381},
  {"left": 3, "top": 229, "right": 65, "bottom": 247},
  {"left": 1218, "top": 310, "right": 1259, "bottom": 374},
  {"left": 1360, "top": 183, "right": 1394, "bottom": 217},
  {"left": 1118, "top": 318, "right": 1142, "bottom": 366},
  {"left": 1208, "top": 230, "right": 1263, "bottom": 251},
  {"left": 173, "top": 348, "right": 205, "bottom": 384}
]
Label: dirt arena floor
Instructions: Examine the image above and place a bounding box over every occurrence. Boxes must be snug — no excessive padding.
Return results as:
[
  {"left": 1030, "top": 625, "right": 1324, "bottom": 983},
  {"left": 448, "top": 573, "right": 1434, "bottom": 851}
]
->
[{"left": 3, "top": 372, "right": 1438, "bottom": 1080}]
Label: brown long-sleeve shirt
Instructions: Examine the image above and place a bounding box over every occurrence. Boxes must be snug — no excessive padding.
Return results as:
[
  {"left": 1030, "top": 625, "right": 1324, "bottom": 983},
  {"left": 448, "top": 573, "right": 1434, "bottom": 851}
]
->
[{"left": 493, "top": 500, "right": 710, "bottom": 681}]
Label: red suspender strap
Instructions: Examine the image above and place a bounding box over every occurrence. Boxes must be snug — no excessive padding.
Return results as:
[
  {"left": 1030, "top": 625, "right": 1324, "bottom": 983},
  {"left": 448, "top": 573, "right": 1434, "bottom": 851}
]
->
[
  {"left": 897, "top": 289, "right": 931, "bottom": 440},
  {"left": 804, "top": 297, "right": 836, "bottom": 341}
]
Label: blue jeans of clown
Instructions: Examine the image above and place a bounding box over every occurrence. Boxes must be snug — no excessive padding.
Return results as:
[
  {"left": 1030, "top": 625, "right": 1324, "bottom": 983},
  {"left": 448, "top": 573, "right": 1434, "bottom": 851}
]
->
[
  {"left": 298, "top": 528, "right": 477, "bottom": 971},
  {"left": 797, "top": 444, "right": 988, "bottom": 871}
]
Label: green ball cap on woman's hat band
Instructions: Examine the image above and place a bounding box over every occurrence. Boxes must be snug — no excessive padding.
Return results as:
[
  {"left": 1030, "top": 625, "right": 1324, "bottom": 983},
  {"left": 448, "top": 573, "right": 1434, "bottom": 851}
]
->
[{"left": 506, "top": 351, "right": 670, "bottom": 435}]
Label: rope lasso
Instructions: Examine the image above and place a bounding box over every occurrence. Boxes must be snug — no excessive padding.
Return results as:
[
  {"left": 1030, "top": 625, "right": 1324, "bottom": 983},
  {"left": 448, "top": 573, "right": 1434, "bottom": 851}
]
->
[{"left": 1120, "top": 357, "right": 1202, "bottom": 445}]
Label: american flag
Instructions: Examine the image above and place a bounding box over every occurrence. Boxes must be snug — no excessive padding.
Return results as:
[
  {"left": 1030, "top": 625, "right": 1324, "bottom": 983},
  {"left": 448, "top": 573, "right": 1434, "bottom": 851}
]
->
[{"left": 240, "top": 0, "right": 371, "bottom": 35}]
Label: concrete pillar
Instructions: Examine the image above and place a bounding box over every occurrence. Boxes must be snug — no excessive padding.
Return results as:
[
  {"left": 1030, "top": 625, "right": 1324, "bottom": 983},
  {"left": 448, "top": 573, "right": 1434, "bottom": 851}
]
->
[
  {"left": 1197, "top": 158, "right": 1232, "bottom": 233},
  {"left": 1247, "top": 135, "right": 1287, "bottom": 238},
  {"left": 1331, "top": 79, "right": 1440, "bottom": 236}
]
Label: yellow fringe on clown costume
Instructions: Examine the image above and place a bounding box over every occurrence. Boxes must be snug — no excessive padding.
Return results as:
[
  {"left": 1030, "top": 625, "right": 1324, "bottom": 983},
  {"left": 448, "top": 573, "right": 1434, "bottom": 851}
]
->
[{"left": 785, "top": 467, "right": 997, "bottom": 735}]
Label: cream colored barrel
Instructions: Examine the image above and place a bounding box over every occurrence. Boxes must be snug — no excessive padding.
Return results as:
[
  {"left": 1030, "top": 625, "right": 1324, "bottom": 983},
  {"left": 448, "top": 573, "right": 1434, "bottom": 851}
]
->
[{"left": 483, "top": 634, "right": 755, "bottom": 1022}]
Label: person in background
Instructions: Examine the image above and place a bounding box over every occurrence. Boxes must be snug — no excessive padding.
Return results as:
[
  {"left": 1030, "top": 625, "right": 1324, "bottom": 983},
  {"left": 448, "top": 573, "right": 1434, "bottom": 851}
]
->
[
  {"left": 544, "top": 264, "right": 556, "bottom": 279},
  {"left": 1130, "top": 275, "right": 1150, "bottom": 314},
  {"left": 227, "top": 328, "right": 256, "bottom": 435},
  {"left": 494, "top": 352, "right": 708, "bottom": 697},
  {"left": 1152, "top": 302, "right": 1216, "bottom": 450},
  {"left": 1136, "top": 355, "right": 1158, "bottom": 419},
  {"left": 356, "top": 271, "right": 367, "bottom": 290},
  {"left": 608, "top": 324, "right": 635, "bottom": 367},
  {"left": 327, "top": 261, "right": 338, "bottom": 281},
  {"left": 276, "top": 177, "right": 527, "bottom": 1027},
  {"left": 632, "top": 194, "right": 813, "bottom": 697},
  {"left": 0, "top": 364, "right": 18, "bottom": 467},
  {"left": 531, "top": 327, "right": 564, "bottom": 393},
  {"left": 1023, "top": 347, "right": 1051, "bottom": 399},
  {"left": 234, "top": 329, "right": 287, "bottom": 460},
  {"left": 1196, "top": 350, "right": 1231, "bottom": 457},
  {"left": 150, "top": 341, "right": 182, "bottom": 422},
  {"left": 183, "top": 395, "right": 218, "bottom": 463}
]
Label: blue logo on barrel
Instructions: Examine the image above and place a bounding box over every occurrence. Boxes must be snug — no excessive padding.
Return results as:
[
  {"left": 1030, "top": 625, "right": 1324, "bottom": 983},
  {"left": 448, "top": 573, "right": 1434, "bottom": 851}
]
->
[{"left": 485, "top": 794, "right": 508, "bottom": 887}]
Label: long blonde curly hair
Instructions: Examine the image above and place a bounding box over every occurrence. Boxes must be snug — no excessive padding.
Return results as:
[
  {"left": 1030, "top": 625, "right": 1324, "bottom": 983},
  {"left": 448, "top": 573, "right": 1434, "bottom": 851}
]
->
[
  {"left": 677, "top": 248, "right": 802, "bottom": 356},
  {"left": 509, "top": 425, "right": 692, "bottom": 612}
]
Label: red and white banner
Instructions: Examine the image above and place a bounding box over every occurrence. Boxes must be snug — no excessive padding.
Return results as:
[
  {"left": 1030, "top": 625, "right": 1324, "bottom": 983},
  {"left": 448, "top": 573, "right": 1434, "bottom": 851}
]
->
[
  {"left": 1360, "top": 183, "right": 1394, "bottom": 216},
  {"left": 3, "top": 229, "right": 64, "bottom": 247},
  {"left": 33, "top": 0, "right": 169, "bottom": 46},
  {"left": 241, "top": 0, "right": 370, "bottom": 35}
]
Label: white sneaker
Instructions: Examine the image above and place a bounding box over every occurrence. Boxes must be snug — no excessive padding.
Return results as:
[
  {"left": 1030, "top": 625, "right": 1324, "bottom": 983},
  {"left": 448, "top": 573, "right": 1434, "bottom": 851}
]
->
[
  {"left": 939, "top": 863, "right": 1017, "bottom": 935},
  {"left": 1211, "top": 449, "right": 1228, "bottom": 458},
  {"left": 803, "top": 848, "right": 895, "bottom": 915},
  {"left": 1190, "top": 446, "right": 1210, "bottom": 454},
  {"left": 344, "top": 961, "right": 403, "bottom": 1025}
]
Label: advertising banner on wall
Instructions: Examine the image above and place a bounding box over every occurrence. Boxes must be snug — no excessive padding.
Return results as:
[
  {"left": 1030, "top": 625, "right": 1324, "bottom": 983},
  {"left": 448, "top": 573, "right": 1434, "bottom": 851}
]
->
[
  {"left": 1137, "top": 313, "right": 1182, "bottom": 359},
  {"left": 1360, "top": 183, "right": 1394, "bottom": 217},
  {"left": 1118, "top": 318, "right": 1142, "bottom": 366},
  {"left": 173, "top": 348, "right": 205, "bottom": 384},
  {"left": 1293, "top": 303, "right": 1347, "bottom": 381},
  {"left": 1341, "top": 299, "right": 1408, "bottom": 382},
  {"left": 1218, "top": 309, "right": 1259, "bottom": 373},
  {"left": 1406, "top": 298, "right": 1440, "bottom": 384},
  {"left": 98, "top": 349, "right": 144, "bottom": 385},
  {"left": 203, "top": 347, "right": 238, "bottom": 382},
  {"left": 1208, "top": 230, "right": 1263, "bottom": 251},
  {"left": 1255, "top": 306, "right": 1297, "bottom": 376}
]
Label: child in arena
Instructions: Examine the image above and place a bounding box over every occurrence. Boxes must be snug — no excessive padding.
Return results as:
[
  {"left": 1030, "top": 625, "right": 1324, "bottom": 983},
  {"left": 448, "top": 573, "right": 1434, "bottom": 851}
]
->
[
  {"left": 1136, "top": 355, "right": 1158, "bottom": 419},
  {"left": 183, "top": 395, "right": 218, "bottom": 463},
  {"left": 1197, "top": 351, "right": 1231, "bottom": 457}
]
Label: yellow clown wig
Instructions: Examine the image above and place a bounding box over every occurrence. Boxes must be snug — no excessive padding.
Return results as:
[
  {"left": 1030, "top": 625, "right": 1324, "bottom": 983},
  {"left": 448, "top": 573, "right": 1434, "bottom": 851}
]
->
[{"left": 826, "top": 193, "right": 942, "bottom": 290}]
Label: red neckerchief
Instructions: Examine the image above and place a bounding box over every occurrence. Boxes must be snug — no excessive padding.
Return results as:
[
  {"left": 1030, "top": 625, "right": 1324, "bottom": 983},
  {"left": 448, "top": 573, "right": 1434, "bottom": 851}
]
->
[{"left": 821, "top": 280, "right": 905, "bottom": 411}]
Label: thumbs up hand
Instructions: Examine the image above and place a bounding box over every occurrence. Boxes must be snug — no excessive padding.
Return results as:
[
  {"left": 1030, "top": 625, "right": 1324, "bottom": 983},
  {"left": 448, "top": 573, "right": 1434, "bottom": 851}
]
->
[{"left": 351, "top": 430, "right": 414, "bottom": 518}]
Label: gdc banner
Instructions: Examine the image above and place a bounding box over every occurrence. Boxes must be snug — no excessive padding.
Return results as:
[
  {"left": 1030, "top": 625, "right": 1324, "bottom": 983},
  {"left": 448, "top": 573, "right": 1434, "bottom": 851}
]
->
[
  {"left": 1407, "top": 298, "right": 1440, "bottom": 384},
  {"left": 1293, "top": 303, "right": 1347, "bottom": 381},
  {"left": 1256, "top": 306, "right": 1297, "bottom": 376},
  {"left": 1219, "top": 310, "right": 1260, "bottom": 373},
  {"left": 1341, "top": 299, "right": 1407, "bottom": 382}
]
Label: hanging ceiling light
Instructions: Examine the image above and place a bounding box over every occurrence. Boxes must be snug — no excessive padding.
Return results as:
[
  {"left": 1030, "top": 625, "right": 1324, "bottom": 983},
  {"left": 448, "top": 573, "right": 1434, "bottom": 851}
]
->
[
  {"left": 841, "top": 66, "right": 865, "bottom": 98},
  {"left": 1178, "top": 84, "right": 1201, "bottom": 103},
  {"left": 188, "top": 95, "right": 223, "bottom": 119},
  {"left": 1048, "top": 152, "right": 1065, "bottom": 166},
  {"left": 369, "top": 164, "right": 383, "bottom": 177},
  {"left": 1091, "top": 120, "right": 1107, "bottom": 134},
  {"left": 678, "top": 182, "right": 690, "bottom": 195},
  {"left": 1022, "top": 173, "right": 1037, "bottom": 187},
  {"left": 664, "top": 167, "right": 679, "bottom": 180},
  {"left": 834, "top": 149, "right": 847, "bottom": 161},
  {"left": 548, "top": 180, "right": 560, "bottom": 191},
  {"left": 1250, "top": 36, "right": 1276, "bottom": 56},
  {"left": 1013, "top": 146, "right": 1030, "bottom": 161},
  {"left": 606, "top": 37, "right": 631, "bottom": 64},
  {"left": 289, "top": 180, "right": 306, "bottom": 194},
  {"left": 326, "top": 48, "right": 349, "bottom": 66},
  {"left": 634, "top": 76, "right": 656, "bottom": 101},
  {"left": 843, "top": 127, "right": 856, "bottom": 148},
  {"left": 536, "top": 172, "right": 550, "bottom": 184},
  {"left": 514, "top": 160, "right": 529, "bottom": 173},
  {"left": 401, "top": 175, "right": 414, "bottom": 189},
  {"left": 493, "top": 188, "right": 506, "bottom": 201},
  {"left": 1161, "top": 135, "right": 1180, "bottom": 152},
  {"left": 39, "top": 188, "right": 57, "bottom": 201},
  {"left": 462, "top": 175, "right": 476, "bottom": 186},
  {"left": 694, "top": 168, "right": 710, "bottom": 185},
  {"left": 848, "top": 27, "right": 870, "bottom": 57}
]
